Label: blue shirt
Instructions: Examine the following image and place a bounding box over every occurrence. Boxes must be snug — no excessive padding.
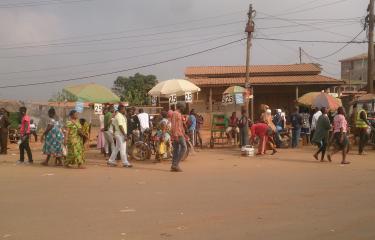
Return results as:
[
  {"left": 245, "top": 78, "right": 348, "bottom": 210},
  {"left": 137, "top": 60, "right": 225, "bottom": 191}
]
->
[{"left": 188, "top": 115, "right": 196, "bottom": 131}]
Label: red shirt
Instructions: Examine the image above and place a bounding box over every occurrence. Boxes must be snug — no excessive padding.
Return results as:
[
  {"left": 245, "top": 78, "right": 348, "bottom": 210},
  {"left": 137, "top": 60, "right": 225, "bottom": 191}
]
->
[
  {"left": 251, "top": 123, "right": 269, "bottom": 140},
  {"left": 20, "top": 115, "right": 31, "bottom": 136},
  {"left": 171, "top": 111, "right": 184, "bottom": 140},
  {"left": 229, "top": 116, "right": 238, "bottom": 127}
]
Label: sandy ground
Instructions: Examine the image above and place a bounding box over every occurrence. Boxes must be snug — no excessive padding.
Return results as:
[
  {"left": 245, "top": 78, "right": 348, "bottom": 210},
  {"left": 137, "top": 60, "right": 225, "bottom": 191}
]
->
[{"left": 0, "top": 139, "right": 375, "bottom": 240}]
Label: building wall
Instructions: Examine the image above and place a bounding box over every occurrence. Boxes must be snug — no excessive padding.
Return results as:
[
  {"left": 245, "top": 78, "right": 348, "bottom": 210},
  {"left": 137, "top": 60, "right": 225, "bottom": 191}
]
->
[{"left": 341, "top": 59, "right": 367, "bottom": 83}]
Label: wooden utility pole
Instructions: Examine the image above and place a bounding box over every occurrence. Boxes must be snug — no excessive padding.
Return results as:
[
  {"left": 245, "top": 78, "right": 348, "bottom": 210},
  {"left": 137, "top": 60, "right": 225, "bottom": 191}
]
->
[
  {"left": 368, "top": 0, "right": 374, "bottom": 93},
  {"left": 299, "top": 47, "right": 302, "bottom": 64},
  {"left": 245, "top": 3, "right": 255, "bottom": 120}
]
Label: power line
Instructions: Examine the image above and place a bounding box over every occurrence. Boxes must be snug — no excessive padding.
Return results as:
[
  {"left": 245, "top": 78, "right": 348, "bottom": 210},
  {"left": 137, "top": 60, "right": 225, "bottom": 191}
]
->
[
  {"left": 273, "top": 0, "right": 325, "bottom": 16},
  {"left": 0, "top": 33, "right": 243, "bottom": 75},
  {"left": 257, "top": 11, "right": 354, "bottom": 38},
  {"left": 0, "top": 10, "right": 244, "bottom": 47},
  {"left": 256, "top": 17, "right": 362, "bottom": 22},
  {"left": 0, "top": 20, "right": 244, "bottom": 50},
  {"left": 258, "top": 22, "right": 360, "bottom": 37},
  {"left": 0, "top": 0, "right": 95, "bottom": 8},
  {"left": 302, "top": 30, "right": 365, "bottom": 59},
  {"left": 274, "top": 0, "right": 351, "bottom": 17},
  {"left": 0, "top": 38, "right": 246, "bottom": 89},
  {"left": 0, "top": 31, "right": 242, "bottom": 59},
  {"left": 253, "top": 36, "right": 367, "bottom": 44}
]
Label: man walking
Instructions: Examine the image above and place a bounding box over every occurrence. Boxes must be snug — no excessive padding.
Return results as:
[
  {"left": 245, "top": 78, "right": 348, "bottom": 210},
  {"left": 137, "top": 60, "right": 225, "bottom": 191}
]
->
[
  {"left": 18, "top": 107, "right": 33, "bottom": 164},
  {"left": 356, "top": 104, "right": 374, "bottom": 155},
  {"left": 170, "top": 103, "right": 187, "bottom": 172},
  {"left": 103, "top": 105, "right": 115, "bottom": 158},
  {"left": 107, "top": 105, "right": 132, "bottom": 168},
  {"left": 311, "top": 107, "right": 331, "bottom": 161},
  {"left": 290, "top": 106, "right": 303, "bottom": 148},
  {"left": 187, "top": 109, "right": 197, "bottom": 146},
  {"left": 311, "top": 107, "right": 322, "bottom": 140}
]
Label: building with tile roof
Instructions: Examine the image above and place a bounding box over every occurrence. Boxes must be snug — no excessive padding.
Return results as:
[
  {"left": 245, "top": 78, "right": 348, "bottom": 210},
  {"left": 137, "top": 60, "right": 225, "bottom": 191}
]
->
[{"left": 185, "top": 63, "right": 343, "bottom": 121}]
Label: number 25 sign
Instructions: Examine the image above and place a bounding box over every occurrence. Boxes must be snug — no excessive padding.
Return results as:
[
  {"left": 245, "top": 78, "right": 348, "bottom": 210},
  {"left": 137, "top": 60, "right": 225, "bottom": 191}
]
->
[
  {"left": 185, "top": 92, "right": 193, "bottom": 103},
  {"left": 169, "top": 94, "right": 177, "bottom": 104}
]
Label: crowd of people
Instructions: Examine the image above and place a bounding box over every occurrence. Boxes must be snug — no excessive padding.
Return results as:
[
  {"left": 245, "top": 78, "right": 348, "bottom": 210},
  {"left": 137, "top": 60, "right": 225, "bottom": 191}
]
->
[
  {"left": 221, "top": 103, "right": 374, "bottom": 164},
  {"left": 0, "top": 101, "right": 373, "bottom": 168},
  {"left": 0, "top": 103, "right": 205, "bottom": 172}
]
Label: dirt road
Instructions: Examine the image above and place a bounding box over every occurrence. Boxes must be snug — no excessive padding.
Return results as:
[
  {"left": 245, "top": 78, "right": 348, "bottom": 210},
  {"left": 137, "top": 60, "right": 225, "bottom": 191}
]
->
[{"left": 1, "top": 143, "right": 375, "bottom": 240}]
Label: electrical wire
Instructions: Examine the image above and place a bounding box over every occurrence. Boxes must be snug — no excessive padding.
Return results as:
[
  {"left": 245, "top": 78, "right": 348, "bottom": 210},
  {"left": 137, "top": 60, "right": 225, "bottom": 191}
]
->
[
  {"left": 0, "top": 33, "right": 244, "bottom": 75},
  {"left": 304, "top": 30, "right": 365, "bottom": 59},
  {"left": 0, "top": 0, "right": 95, "bottom": 8},
  {"left": 257, "top": 11, "right": 354, "bottom": 38},
  {"left": 0, "top": 10, "right": 245, "bottom": 46},
  {"left": 0, "top": 20, "right": 244, "bottom": 50},
  {"left": 0, "top": 31, "right": 243, "bottom": 59},
  {"left": 272, "top": 0, "right": 351, "bottom": 17},
  {"left": 0, "top": 38, "right": 246, "bottom": 89},
  {"left": 253, "top": 36, "right": 366, "bottom": 44}
]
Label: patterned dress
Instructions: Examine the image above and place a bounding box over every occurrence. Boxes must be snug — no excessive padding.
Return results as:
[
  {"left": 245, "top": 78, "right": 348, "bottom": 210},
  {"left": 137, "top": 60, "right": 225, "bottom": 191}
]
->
[
  {"left": 65, "top": 120, "right": 85, "bottom": 166},
  {"left": 43, "top": 118, "right": 64, "bottom": 157}
]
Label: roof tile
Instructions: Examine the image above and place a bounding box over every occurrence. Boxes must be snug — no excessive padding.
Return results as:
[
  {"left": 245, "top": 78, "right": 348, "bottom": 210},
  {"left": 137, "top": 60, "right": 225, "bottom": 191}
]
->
[
  {"left": 188, "top": 75, "right": 343, "bottom": 86},
  {"left": 185, "top": 63, "right": 321, "bottom": 76}
]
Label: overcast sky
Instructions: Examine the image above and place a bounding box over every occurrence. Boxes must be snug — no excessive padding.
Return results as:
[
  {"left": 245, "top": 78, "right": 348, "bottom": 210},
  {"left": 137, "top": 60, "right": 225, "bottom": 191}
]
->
[{"left": 0, "top": 0, "right": 367, "bottom": 101}]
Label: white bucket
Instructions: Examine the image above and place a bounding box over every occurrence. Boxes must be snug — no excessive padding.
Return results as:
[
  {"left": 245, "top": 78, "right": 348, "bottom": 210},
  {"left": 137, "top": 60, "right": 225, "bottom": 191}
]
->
[{"left": 241, "top": 145, "right": 255, "bottom": 156}]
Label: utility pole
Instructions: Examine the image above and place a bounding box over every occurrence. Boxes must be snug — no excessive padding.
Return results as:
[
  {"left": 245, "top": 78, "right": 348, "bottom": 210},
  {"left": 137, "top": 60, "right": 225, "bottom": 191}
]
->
[
  {"left": 367, "top": 0, "right": 374, "bottom": 93},
  {"left": 299, "top": 47, "right": 302, "bottom": 64},
  {"left": 245, "top": 3, "right": 256, "bottom": 121}
]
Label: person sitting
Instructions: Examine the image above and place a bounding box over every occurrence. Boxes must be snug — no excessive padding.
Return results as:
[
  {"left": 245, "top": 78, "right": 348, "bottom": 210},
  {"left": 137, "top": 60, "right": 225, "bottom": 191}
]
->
[
  {"left": 226, "top": 112, "right": 239, "bottom": 144},
  {"left": 155, "top": 111, "right": 172, "bottom": 161},
  {"left": 137, "top": 108, "right": 150, "bottom": 140}
]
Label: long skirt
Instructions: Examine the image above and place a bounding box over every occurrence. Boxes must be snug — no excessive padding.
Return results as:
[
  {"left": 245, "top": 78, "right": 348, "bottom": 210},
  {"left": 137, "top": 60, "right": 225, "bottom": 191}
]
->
[{"left": 43, "top": 127, "right": 64, "bottom": 157}]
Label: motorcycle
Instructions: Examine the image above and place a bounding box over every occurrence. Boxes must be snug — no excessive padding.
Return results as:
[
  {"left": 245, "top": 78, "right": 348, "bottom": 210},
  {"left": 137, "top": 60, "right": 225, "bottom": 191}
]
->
[{"left": 8, "top": 129, "right": 20, "bottom": 144}]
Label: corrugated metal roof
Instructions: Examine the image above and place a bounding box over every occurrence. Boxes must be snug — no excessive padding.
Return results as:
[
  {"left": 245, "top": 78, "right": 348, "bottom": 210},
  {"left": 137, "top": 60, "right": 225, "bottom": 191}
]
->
[
  {"left": 185, "top": 63, "right": 321, "bottom": 76},
  {"left": 188, "top": 75, "right": 343, "bottom": 86}
]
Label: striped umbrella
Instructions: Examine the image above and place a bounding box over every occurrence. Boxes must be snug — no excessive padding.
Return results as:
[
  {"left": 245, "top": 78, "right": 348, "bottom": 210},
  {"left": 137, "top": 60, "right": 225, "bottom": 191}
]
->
[
  {"left": 223, "top": 86, "right": 246, "bottom": 94},
  {"left": 312, "top": 92, "right": 342, "bottom": 110}
]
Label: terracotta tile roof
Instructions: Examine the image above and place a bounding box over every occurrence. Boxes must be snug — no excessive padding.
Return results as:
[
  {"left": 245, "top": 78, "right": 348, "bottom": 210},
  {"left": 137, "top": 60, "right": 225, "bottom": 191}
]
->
[
  {"left": 185, "top": 63, "right": 321, "bottom": 77},
  {"left": 188, "top": 75, "right": 343, "bottom": 86},
  {"left": 339, "top": 53, "right": 367, "bottom": 62}
]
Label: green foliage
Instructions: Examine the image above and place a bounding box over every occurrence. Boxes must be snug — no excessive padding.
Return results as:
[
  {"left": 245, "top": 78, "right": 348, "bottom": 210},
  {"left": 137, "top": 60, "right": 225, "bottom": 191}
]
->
[
  {"left": 49, "top": 90, "right": 78, "bottom": 102},
  {"left": 112, "top": 73, "right": 157, "bottom": 105}
]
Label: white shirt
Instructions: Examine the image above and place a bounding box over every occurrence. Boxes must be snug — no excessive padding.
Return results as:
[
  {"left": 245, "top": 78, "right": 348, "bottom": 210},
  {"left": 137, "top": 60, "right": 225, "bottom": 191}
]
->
[
  {"left": 99, "top": 114, "right": 105, "bottom": 129},
  {"left": 137, "top": 112, "right": 150, "bottom": 132},
  {"left": 311, "top": 111, "right": 322, "bottom": 130},
  {"left": 113, "top": 112, "right": 127, "bottom": 136}
]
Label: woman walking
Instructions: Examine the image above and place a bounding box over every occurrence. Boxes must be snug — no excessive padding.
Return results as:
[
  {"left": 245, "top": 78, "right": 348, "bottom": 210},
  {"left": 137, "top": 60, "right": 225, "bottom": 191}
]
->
[
  {"left": 64, "top": 110, "right": 86, "bottom": 168},
  {"left": 327, "top": 107, "right": 350, "bottom": 164},
  {"left": 41, "top": 108, "right": 64, "bottom": 166},
  {"left": 311, "top": 107, "right": 330, "bottom": 162}
]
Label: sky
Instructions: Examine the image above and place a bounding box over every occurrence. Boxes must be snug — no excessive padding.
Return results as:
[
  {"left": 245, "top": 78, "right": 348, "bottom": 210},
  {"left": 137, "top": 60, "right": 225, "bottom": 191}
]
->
[{"left": 0, "top": 0, "right": 368, "bottom": 101}]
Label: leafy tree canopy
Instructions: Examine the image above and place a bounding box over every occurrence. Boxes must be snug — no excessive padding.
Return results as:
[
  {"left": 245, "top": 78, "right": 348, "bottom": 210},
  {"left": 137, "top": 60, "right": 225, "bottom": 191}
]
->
[{"left": 112, "top": 73, "right": 157, "bottom": 105}]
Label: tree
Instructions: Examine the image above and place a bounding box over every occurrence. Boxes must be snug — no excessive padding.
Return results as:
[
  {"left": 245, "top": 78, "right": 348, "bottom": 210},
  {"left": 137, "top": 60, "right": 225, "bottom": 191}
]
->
[
  {"left": 49, "top": 90, "right": 78, "bottom": 102},
  {"left": 112, "top": 73, "right": 157, "bottom": 105}
]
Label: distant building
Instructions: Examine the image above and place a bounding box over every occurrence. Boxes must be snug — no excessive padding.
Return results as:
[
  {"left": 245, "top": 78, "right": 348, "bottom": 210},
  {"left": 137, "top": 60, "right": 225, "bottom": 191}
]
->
[
  {"left": 185, "top": 63, "right": 343, "bottom": 123},
  {"left": 338, "top": 53, "right": 367, "bottom": 92}
]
